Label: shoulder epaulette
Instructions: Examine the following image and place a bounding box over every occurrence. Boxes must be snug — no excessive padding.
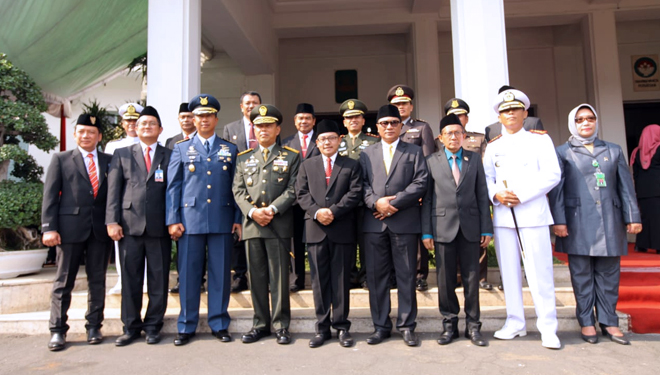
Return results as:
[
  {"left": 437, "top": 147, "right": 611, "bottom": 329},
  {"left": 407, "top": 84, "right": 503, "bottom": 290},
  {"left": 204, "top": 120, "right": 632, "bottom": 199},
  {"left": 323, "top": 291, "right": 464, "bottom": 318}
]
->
[
  {"left": 529, "top": 129, "right": 548, "bottom": 135},
  {"left": 367, "top": 134, "right": 380, "bottom": 138},
  {"left": 238, "top": 148, "right": 253, "bottom": 156},
  {"left": 414, "top": 118, "right": 429, "bottom": 124},
  {"left": 284, "top": 146, "right": 299, "bottom": 154},
  {"left": 340, "top": 134, "right": 346, "bottom": 138},
  {"left": 488, "top": 134, "right": 502, "bottom": 144},
  {"left": 176, "top": 138, "right": 191, "bottom": 144}
]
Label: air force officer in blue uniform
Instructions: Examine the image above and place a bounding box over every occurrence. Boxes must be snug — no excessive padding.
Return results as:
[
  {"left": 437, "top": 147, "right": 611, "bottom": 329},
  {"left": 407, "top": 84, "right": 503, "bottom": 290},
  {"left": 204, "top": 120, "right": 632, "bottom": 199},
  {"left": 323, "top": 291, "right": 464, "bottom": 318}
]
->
[{"left": 166, "top": 95, "right": 242, "bottom": 346}]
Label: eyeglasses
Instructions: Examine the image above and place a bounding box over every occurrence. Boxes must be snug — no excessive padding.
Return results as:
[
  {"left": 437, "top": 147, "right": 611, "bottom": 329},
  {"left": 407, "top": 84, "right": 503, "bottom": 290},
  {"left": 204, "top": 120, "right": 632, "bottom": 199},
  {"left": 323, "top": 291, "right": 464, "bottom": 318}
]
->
[
  {"left": 138, "top": 121, "right": 160, "bottom": 127},
  {"left": 575, "top": 116, "right": 597, "bottom": 123},
  {"left": 317, "top": 136, "right": 339, "bottom": 143},
  {"left": 377, "top": 120, "right": 401, "bottom": 127},
  {"left": 442, "top": 131, "right": 464, "bottom": 138}
]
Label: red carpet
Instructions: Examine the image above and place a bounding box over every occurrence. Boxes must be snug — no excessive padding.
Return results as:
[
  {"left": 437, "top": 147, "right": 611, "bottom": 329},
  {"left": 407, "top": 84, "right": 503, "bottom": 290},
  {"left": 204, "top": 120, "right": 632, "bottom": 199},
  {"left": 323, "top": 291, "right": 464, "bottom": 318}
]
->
[{"left": 553, "top": 244, "right": 660, "bottom": 333}]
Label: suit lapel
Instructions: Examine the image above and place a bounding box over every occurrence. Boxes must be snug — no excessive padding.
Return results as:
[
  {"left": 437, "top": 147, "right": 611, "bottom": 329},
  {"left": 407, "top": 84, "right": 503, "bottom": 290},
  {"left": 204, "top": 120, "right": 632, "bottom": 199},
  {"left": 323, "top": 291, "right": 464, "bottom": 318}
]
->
[
  {"left": 149, "top": 145, "right": 166, "bottom": 180},
  {"left": 192, "top": 136, "right": 207, "bottom": 157},
  {"left": 591, "top": 139, "right": 609, "bottom": 159},
  {"left": 326, "top": 155, "right": 343, "bottom": 192},
  {"left": 437, "top": 150, "right": 455, "bottom": 185},
  {"left": 132, "top": 144, "right": 149, "bottom": 180},
  {"left": 72, "top": 148, "right": 90, "bottom": 183},
  {"left": 386, "top": 142, "right": 404, "bottom": 181},
  {"left": 457, "top": 150, "right": 470, "bottom": 187}
]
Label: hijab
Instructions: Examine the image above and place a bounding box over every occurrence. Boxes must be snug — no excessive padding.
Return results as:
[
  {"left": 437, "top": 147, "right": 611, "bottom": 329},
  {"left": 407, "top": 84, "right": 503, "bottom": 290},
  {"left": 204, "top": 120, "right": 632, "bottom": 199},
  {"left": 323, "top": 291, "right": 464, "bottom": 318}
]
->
[
  {"left": 567, "top": 103, "right": 598, "bottom": 145},
  {"left": 630, "top": 124, "right": 660, "bottom": 170}
]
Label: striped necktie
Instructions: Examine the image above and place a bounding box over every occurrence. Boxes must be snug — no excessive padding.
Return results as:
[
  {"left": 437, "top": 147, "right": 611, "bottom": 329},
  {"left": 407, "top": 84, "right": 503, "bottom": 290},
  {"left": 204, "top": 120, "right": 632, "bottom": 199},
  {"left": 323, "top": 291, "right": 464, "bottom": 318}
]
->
[{"left": 87, "top": 153, "right": 99, "bottom": 198}]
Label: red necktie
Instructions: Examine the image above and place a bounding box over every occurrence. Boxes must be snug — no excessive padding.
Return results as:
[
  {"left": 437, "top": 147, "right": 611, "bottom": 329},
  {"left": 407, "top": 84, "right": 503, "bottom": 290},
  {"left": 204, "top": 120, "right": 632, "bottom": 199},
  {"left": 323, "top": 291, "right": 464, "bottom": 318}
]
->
[
  {"left": 452, "top": 155, "right": 460, "bottom": 185},
  {"left": 184, "top": 135, "right": 189, "bottom": 140},
  {"left": 302, "top": 134, "right": 308, "bottom": 158},
  {"left": 248, "top": 123, "right": 258, "bottom": 149},
  {"left": 145, "top": 146, "right": 152, "bottom": 173},
  {"left": 87, "top": 153, "right": 99, "bottom": 198},
  {"left": 325, "top": 157, "right": 332, "bottom": 186}
]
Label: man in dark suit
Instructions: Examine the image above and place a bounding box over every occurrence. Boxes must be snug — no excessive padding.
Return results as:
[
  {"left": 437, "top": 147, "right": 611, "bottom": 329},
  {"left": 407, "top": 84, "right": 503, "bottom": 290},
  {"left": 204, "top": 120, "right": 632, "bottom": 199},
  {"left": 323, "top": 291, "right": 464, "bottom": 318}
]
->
[
  {"left": 166, "top": 95, "right": 241, "bottom": 346},
  {"left": 296, "top": 120, "right": 363, "bottom": 348},
  {"left": 422, "top": 114, "right": 493, "bottom": 347},
  {"left": 107, "top": 106, "right": 172, "bottom": 346},
  {"left": 233, "top": 104, "right": 300, "bottom": 345},
  {"left": 282, "top": 103, "right": 319, "bottom": 292},
  {"left": 42, "top": 114, "right": 112, "bottom": 351},
  {"left": 359, "top": 104, "right": 428, "bottom": 346},
  {"left": 221, "top": 91, "right": 262, "bottom": 293},
  {"left": 484, "top": 85, "right": 544, "bottom": 142}
]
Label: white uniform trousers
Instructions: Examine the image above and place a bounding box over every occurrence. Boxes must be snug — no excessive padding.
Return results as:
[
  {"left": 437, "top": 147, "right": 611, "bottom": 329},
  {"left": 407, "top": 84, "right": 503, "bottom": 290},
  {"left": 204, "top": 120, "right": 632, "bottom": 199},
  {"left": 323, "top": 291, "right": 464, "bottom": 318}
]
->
[{"left": 494, "top": 226, "right": 557, "bottom": 336}]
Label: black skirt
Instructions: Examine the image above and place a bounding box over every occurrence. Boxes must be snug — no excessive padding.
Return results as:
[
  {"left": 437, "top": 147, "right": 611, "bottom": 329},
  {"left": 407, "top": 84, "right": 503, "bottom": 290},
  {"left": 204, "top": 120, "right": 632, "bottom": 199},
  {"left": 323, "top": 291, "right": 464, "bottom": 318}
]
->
[{"left": 637, "top": 197, "right": 660, "bottom": 250}]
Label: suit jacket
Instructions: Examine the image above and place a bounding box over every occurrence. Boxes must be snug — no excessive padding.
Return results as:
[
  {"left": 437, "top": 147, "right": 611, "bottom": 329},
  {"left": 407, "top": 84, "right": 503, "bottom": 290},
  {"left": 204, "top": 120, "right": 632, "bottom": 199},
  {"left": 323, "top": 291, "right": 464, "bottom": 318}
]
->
[
  {"left": 295, "top": 154, "right": 363, "bottom": 244},
  {"left": 359, "top": 141, "right": 428, "bottom": 234},
  {"left": 166, "top": 136, "right": 240, "bottom": 234},
  {"left": 632, "top": 148, "right": 660, "bottom": 199},
  {"left": 222, "top": 119, "right": 249, "bottom": 152},
  {"left": 421, "top": 147, "right": 492, "bottom": 243},
  {"left": 400, "top": 118, "right": 435, "bottom": 157},
  {"left": 484, "top": 116, "right": 544, "bottom": 142},
  {"left": 41, "top": 148, "right": 111, "bottom": 244},
  {"left": 106, "top": 143, "right": 171, "bottom": 237},
  {"left": 233, "top": 144, "right": 300, "bottom": 240},
  {"left": 165, "top": 134, "right": 183, "bottom": 150},
  {"left": 549, "top": 138, "right": 641, "bottom": 256},
  {"left": 283, "top": 131, "right": 320, "bottom": 161}
]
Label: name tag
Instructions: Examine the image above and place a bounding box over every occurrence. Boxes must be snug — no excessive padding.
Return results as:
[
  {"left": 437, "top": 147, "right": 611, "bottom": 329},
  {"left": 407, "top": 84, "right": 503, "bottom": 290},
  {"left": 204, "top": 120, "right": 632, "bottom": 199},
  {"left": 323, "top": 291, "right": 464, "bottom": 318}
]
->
[{"left": 155, "top": 169, "right": 164, "bottom": 182}]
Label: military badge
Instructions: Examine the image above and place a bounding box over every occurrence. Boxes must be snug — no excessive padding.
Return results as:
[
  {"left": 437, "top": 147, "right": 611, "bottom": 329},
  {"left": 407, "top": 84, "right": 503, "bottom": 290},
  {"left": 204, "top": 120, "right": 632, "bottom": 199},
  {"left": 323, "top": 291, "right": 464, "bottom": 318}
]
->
[
  {"left": 395, "top": 87, "right": 404, "bottom": 96},
  {"left": 504, "top": 92, "right": 515, "bottom": 102},
  {"left": 451, "top": 100, "right": 459, "bottom": 108},
  {"left": 200, "top": 97, "right": 209, "bottom": 105},
  {"left": 259, "top": 106, "right": 268, "bottom": 116},
  {"left": 348, "top": 101, "right": 355, "bottom": 110}
]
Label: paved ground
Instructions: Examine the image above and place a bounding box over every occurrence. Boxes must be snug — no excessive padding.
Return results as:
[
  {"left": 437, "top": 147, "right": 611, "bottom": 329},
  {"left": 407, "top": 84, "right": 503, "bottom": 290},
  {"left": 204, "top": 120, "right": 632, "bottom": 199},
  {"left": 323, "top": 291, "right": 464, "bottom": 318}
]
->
[{"left": 1, "top": 331, "right": 658, "bottom": 375}]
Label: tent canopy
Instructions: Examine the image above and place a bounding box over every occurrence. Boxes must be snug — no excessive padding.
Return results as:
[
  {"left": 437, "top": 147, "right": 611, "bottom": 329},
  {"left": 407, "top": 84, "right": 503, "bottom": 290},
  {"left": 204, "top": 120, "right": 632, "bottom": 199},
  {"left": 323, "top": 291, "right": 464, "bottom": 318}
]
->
[{"left": 0, "top": 0, "right": 147, "bottom": 102}]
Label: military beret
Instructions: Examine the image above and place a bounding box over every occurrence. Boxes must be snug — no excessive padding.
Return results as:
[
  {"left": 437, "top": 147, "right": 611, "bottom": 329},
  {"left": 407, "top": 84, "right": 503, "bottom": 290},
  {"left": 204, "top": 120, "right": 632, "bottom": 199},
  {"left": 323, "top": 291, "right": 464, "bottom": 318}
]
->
[
  {"left": 339, "top": 99, "right": 367, "bottom": 117},
  {"left": 189, "top": 94, "right": 220, "bottom": 115},
  {"left": 377, "top": 104, "right": 401, "bottom": 121},
  {"left": 76, "top": 114, "right": 101, "bottom": 128},
  {"left": 138, "top": 106, "right": 161, "bottom": 126},
  {"left": 179, "top": 103, "right": 191, "bottom": 113},
  {"left": 316, "top": 119, "right": 340, "bottom": 135},
  {"left": 444, "top": 98, "right": 470, "bottom": 116},
  {"left": 250, "top": 104, "right": 283, "bottom": 125},
  {"left": 387, "top": 84, "right": 414, "bottom": 104},
  {"left": 439, "top": 114, "right": 463, "bottom": 132},
  {"left": 118, "top": 103, "right": 143, "bottom": 120},
  {"left": 295, "top": 103, "right": 315, "bottom": 116},
  {"left": 493, "top": 89, "right": 530, "bottom": 113}
]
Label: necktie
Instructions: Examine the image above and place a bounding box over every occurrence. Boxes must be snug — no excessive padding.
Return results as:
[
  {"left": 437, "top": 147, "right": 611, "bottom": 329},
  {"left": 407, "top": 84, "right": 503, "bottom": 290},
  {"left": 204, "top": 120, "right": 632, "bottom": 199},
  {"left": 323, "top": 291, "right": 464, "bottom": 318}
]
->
[
  {"left": 302, "top": 134, "right": 308, "bottom": 158},
  {"left": 184, "top": 135, "right": 189, "bottom": 141},
  {"left": 87, "top": 153, "right": 99, "bottom": 198},
  {"left": 144, "top": 146, "right": 152, "bottom": 173},
  {"left": 248, "top": 123, "right": 258, "bottom": 149},
  {"left": 452, "top": 155, "right": 460, "bottom": 185},
  {"left": 385, "top": 145, "right": 393, "bottom": 175},
  {"left": 204, "top": 140, "right": 210, "bottom": 154},
  {"left": 325, "top": 157, "right": 332, "bottom": 186},
  {"left": 263, "top": 148, "right": 269, "bottom": 162}
]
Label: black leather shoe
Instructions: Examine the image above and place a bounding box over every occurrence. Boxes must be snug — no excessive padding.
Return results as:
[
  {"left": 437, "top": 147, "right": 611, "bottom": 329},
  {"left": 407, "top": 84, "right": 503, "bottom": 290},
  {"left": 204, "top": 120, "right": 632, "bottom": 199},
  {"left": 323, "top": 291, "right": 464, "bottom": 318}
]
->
[
  {"left": 438, "top": 328, "right": 459, "bottom": 345},
  {"left": 309, "top": 332, "right": 331, "bottom": 348},
  {"left": 87, "top": 328, "right": 103, "bottom": 345},
  {"left": 600, "top": 325, "right": 630, "bottom": 345},
  {"left": 230, "top": 278, "right": 248, "bottom": 293},
  {"left": 48, "top": 333, "right": 66, "bottom": 351},
  {"left": 200, "top": 284, "right": 206, "bottom": 293},
  {"left": 415, "top": 278, "right": 429, "bottom": 292},
  {"left": 366, "top": 330, "right": 391, "bottom": 345},
  {"left": 173, "top": 332, "right": 195, "bottom": 346},
  {"left": 241, "top": 328, "right": 271, "bottom": 343},
  {"left": 465, "top": 329, "right": 488, "bottom": 346},
  {"left": 497, "top": 284, "right": 504, "bottom": 291},
  {"left": 289, "top": 285, "right": 301, "bottom": 293},
  {"left": 338, "top": 330, "right": 354, "bottom": 348},
  {"left": 402, "top": 330, "right": 419, "bottom": 346},
  {"left": 581, "top": 333, "right": 598, "bottom": 344},
  {"left": 276, "top": 328, "right": 291, "bottom": 345},
  {"left": 361, "top": 280, "right": 368, "bottom": 290},
  {"left": 145, "top": 332, "right": 161, "bottom": 345},
  {"left": 212, "top": 330, "right": 232, "bottom": 342},
  {"left": 115, "top": 331, "right": 141, "bottom": 346},
  {"left": 479, "top": 281, "right": 493, "bottom": 291},
  {"left": 169, "top": 282, "right": 180, "bottom": 294}
]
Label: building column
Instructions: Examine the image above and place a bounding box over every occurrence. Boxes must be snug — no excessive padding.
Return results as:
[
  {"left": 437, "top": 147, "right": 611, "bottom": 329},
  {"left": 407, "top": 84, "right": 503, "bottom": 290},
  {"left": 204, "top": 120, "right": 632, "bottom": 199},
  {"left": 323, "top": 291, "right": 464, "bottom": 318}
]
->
[
  {"left": 412, "top": 18, "right": 442, "bottom": 134},
  {"left": 582, "top": 10, "right": 627, "bottom": 155},
  {"left": 147, "top": 0, "right": 201, "bottom": 140},
  {"left": 450, "top": 0, "right": 508, "bottom": 133}
]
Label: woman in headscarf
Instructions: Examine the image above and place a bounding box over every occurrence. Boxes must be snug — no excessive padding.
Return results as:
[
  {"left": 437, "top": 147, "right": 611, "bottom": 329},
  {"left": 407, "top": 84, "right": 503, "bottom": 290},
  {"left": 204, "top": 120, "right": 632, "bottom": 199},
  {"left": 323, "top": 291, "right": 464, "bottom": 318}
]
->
[
  {"left": 549, "top": 103, "right": 642, "bottom": 345},
  {"left": 630, "top": 124, "right": 660, "bottom": 253}
]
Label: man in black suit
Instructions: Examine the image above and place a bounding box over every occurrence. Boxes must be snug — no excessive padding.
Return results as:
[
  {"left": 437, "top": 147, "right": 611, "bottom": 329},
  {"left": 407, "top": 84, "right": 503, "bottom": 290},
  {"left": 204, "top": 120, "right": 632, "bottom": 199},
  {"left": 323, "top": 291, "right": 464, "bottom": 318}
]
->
[
  {"left": 282, "top": 103, "right": 320, "bottom": 292},
  {"left": 42, "top": 114, "right": 112, "bottom": 351},
  {"left": 296, "top": 120, "right": 363, "bottom": 348},
  {"left": 484, "top": 85, "right": 544, "bottom": 142},
  {"left": 359, "top": 104, "right": 428, "bottom": 346},
  {"left": 221, "top": 91, "right": 262, "bottom": 293},
  {"left": 106, "top": 106, "right": 172, "bottom": 346},
  {"left": 421, "top": 114, "right": 493, "bottom": 347}
]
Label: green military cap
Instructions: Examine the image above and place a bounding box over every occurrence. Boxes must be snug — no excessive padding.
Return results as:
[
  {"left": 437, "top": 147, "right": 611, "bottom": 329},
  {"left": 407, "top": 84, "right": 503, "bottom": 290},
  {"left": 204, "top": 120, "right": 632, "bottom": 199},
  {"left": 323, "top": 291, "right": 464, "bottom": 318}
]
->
[
  {"left": 250, "top": 104, "right": 283, "bottom": 125},
  {"left": 339, "top": 99, "right": 368, "bottom": 117},
  {"left": 444, "top": 98, "right": 470, "bottom": 116}
]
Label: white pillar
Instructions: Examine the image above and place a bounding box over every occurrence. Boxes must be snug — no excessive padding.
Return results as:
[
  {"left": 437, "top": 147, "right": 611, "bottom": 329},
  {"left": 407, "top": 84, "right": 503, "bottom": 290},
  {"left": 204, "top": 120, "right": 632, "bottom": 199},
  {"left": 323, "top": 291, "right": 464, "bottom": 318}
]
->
[
  {"left": 582, "top": 11, "right": 628, "bottom": 155},
  {"left": 412, "top": 18, "right": 442, "bottom": 134},
  {"left": 147, "top": 0, "right": 201, "bottom": 140},
  {"left": 450, "top": 0, "right": 508, "bottom": 133}
]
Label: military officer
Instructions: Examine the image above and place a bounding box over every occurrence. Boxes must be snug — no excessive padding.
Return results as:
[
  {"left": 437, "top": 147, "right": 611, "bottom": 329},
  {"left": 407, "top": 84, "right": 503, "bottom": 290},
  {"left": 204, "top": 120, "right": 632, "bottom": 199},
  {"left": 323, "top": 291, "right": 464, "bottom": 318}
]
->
[
  {"left": 166, "top": 94, "right": 241, "bottom": 346},
  {"left": 483, "top": 88, "right": 562, "bottom": 349},
  {"left": 337, "top": 99, "right": 378, "bottom": 289},
  {"left": 233, "top": 104, "right": 300, "bottom": 345}
]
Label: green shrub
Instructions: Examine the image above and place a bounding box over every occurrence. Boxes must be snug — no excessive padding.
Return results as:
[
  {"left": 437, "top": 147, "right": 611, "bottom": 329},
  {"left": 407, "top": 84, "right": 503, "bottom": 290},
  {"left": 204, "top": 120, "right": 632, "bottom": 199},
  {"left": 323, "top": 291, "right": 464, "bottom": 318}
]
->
[{"left": 0, "top": 180, "right": 43, "bottom": 250}]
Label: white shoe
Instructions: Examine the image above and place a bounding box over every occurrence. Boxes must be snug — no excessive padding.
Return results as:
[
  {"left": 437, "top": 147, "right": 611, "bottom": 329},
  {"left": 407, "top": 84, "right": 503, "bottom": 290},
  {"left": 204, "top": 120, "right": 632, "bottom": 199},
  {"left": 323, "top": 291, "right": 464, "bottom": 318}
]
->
[
  {"left": 108, "top": 282, "right": 122, "bottom": 295},
  {"left": 541, "top": 334, "right": 561, "bottom": 349},
  {"left": 494, "top": 327, "right": 527, "bottom": 340}
]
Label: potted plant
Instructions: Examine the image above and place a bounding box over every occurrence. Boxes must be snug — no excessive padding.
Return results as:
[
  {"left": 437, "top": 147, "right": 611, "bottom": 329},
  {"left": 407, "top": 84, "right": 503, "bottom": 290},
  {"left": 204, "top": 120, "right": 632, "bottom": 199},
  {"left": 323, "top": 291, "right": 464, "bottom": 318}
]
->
[{"left": 0, "top": 53, "right": 58, "bottom": 278}]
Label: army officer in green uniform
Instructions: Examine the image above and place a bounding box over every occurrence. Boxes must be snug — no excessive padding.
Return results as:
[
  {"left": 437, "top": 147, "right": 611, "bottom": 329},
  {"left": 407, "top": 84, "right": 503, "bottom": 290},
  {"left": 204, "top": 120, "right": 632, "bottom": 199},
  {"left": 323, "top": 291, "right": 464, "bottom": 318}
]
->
[{"left": 233, "top": 104, "right": 300, "bottom": 345}]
